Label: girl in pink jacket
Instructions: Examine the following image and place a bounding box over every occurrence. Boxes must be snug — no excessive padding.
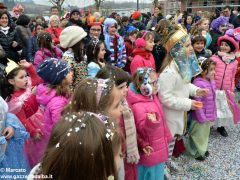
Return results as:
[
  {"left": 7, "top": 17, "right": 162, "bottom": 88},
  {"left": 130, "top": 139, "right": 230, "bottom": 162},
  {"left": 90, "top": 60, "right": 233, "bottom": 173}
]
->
[
  {"left": 36, "top": 58, "right": 72, "bottom": 140},
  {"left": 211, "top": 29, "right": 240, "bottom": 137},
  {"left": 130, "top": 31, "right": 156, "bottom": 75},
  {"left": 127, "top": 67, "right": 172, "bottom": 180}
]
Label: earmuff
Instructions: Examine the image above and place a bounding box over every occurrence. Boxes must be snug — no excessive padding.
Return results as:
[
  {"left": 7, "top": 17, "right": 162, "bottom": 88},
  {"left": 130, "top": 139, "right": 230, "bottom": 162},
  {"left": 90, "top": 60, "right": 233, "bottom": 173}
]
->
[
  {"left": 139, "top": 68, "right": 154, "bottom": 96},
  {"left": 135, "top": 31, "right": 149, "bottom": 48}
]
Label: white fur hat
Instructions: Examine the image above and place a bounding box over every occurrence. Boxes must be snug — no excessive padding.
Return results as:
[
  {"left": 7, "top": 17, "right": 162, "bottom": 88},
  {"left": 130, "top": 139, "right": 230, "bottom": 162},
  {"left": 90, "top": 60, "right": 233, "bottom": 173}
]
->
[{"left": 60, "top": 26, "right": 87, "bottom": 48}]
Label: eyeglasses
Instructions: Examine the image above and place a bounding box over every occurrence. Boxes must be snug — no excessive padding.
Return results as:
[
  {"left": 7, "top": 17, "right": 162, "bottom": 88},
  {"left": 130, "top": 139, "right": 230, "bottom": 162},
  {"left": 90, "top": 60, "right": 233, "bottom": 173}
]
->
[{"left": 90, "top": 28, "right": 101, "bottom": 32}]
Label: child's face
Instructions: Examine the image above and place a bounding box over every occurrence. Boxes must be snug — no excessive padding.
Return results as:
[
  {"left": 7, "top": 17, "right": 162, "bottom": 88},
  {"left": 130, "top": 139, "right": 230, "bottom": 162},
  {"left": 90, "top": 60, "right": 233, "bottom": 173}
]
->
[
  {"left": 205, "top": 64, "right": 216, "bottom": 80},
  {"left": 0, "top": 14, "right": 8, "bottom": 27},
  {"left": 129, "top": 33, "right": 137, "bottom": 43},
  {"left": 90, "top": 25, "right": 102, "bottom": 39},
  {"left": 184, "top": 39, "right": 194, "bottom": 57},
  {"left": 36, "top": 25, "right": 44, "bottom": 34},
  {"left": 200, "top": 20, "right": 209, "bottom": 31},
  {"left": 122, "top": 21, "right": 128, "bottom": 26},
  {"left": 193, "top": 41, "right": 205, "bottom": 53},
  {"left": 144, "top": 35, "right": 154, "bottom": 51},
  {"left": 114, "top": 145, "right": 122, "bottom": 173},
  {"left": 107, "top": 86, "right": 123, "bottom": 121},
  {"left": 117, "top": 82, "right": 128, "bottom": 98},
  {"left": 219, "top": 24, "right": 227, "bottom": 34},
  {"left": 148, "top": 72, "right": 158, "bottom": 95},
  {"left": 65, "top": 72, "right": 73, "bottom": 85},
  {"left": 97, "top": 43, "right": 106, "bottom": 60},
  {"left": 220, "top": 41, "right": 231, "bottom": 53},
  {"left": 108, "top": 24, "right": 117, "bottom": 36},
  {"left": 186, "top": 16, "right": 192, "bottom": 24},
  {"left": 9, "top": 70, "right": 28, "bottom": 90}
]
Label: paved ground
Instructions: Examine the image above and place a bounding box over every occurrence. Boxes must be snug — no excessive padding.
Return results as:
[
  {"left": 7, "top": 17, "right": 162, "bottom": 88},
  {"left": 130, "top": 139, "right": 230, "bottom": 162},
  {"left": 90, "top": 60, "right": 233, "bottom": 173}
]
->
[{"left": 171, "top": 126, "right": 240, "bottom": 180}]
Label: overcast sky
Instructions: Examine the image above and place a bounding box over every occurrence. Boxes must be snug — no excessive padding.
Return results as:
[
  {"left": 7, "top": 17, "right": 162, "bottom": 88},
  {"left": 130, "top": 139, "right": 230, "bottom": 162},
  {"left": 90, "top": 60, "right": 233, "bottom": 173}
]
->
[{"left": 34, "top": 0, "right": 152, "bottom": 8}]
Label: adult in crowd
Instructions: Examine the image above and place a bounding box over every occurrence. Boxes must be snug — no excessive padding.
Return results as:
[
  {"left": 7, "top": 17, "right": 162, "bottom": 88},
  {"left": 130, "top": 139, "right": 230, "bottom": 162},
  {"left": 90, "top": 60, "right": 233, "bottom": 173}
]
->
[
  {"left": 66, "top": 9, "right": 84, "bottom": 28},
  {"left": 0, "top": 10, "right": 21, "bottom": 62},
  {"left": 15, "top": 14, "right": 32, "bottom": 61},
  {"left": 50, "top": 6, "right": 60, "bottom": 16},
  {"left": 146, "top": 5, "right": 163, "bottom": 30},
  {"left": 45, "top": 15, "right": 63, "bottom": 45},
  {"left": 222, "top": 6, "right": 239, "bottom": 27},
  {"left": 174, "top": 10, "right": 182, "bottom": 25}
]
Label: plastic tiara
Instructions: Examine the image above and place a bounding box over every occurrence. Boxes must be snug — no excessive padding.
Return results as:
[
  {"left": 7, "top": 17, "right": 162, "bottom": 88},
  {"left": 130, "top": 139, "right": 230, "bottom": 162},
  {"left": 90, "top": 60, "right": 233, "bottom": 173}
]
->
[
  {"left": 165, "top": 25, "right": 188, "bottom": 52},
  {"left": 5, "top": 59, "right": 19, "bottom": 75}
]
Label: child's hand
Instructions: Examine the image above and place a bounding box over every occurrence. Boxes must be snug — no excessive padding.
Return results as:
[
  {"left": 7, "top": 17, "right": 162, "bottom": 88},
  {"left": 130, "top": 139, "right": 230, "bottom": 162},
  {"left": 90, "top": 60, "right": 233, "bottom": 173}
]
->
[
  {"left": 12, "top": 41, "right": 18, "bottom": 48},
  {"left": 18, "top": 60, "right": 31, "bottom": 68},
  {"left": 191, "top": 100, "right": 202, "bottom": 110},
  {"left": 33, "top": 132, "right": 42, "bottom": 140},
  {"left": 147, "top": 112, "right": 157, "bottom": 122},
  {"left": 143, "top": 146, "right": 154, "bottom": 156},
  {"left": 2, "top": 127, "right": 14, "bottom": 140},
  {"left": 196, "top": 88, "right": 209, "bottom": 97}
]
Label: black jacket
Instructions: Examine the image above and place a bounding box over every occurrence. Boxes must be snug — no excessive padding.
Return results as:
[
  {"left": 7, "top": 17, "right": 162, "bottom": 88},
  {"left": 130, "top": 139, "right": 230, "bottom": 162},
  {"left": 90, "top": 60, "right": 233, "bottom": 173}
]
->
[
  {"left": 0, "top": 27, "right": 21, "bottom": 62},
  {"left": 209, "top": 30, "right": 222, "bottom": 54}
]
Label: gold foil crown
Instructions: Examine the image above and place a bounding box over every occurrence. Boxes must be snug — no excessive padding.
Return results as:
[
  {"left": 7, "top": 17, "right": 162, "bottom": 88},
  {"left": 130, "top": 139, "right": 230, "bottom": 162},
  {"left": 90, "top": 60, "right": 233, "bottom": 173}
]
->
[
  {"left": 5, "top": 59, "right": 19, "bottom": 75},
  {"left": 165, "top": 25, "right": 188, "bottom": 52}
]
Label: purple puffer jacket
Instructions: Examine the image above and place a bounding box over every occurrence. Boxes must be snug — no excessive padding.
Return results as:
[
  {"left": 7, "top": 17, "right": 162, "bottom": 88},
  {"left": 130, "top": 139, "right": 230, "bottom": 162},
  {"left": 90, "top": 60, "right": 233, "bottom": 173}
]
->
[
  {"left": 36, "top": 84, "right": 69, "bottom": 138},
  {"left": 127, "top": 85, "right": 172, "bottom": 166},
  {"left": 192, "top": 77, "right": 217, "bottom": 123},
  {"left": 34, "top": 46, "right": 62, "bottom": 67}
]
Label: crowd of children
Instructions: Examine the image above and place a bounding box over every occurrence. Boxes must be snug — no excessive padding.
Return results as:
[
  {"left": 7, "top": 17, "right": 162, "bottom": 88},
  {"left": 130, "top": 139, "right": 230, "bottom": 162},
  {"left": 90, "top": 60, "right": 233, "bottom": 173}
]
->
[{"left": 0, "top": 3, "right": 240, "bottom": 180}]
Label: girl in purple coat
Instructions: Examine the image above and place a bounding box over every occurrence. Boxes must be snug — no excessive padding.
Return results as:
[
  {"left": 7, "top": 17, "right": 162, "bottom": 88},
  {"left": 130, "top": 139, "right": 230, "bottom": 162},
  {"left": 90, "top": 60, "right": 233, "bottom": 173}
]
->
[
  {"left": 127, "top": 67, "right": 172, "bottom": 180},
  {"left": 186, "top": 58, "right": 217, "bottom": 161}
]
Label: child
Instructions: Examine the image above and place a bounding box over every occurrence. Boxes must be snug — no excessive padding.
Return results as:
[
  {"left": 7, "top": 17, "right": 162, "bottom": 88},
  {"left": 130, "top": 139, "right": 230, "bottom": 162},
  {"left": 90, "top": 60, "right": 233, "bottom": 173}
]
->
[
  {"left": 124, "top": 29, "right": 138, "bottom": 73},
  {"left": 186, "top": 58, "right": 217, "bottom": 161},
  {"left": 211, "top": 29, "right": 240, "bottom": 137},
  {"left": 103, "top": 18, "right": 127, "bottom": 68},
  {"left": 3, "top": 59, "right": 47, "bottom": 167},
  {"left": 36, "top": 58, "right": 72, "bottom": 140},
  {"left": 127, "top": 67, "right": 172, "bottom": 180},
  {"left": 96, "top": 66, "right": 139, "bottom": 180},
  {"left": 158, "top": 24, "right": 208, "bottom": 174},
  {"left": 130, "top": 31, "right": 156, "bottom": 75},
  {"left": 191, "top": 33, "right": 211, "bottom": 59},
  {"left": 183, "top": 15, "right": 193, "bottom": 33},
  {"left": 86, "top": 39, "right": 106, "bottom": 77},
  {"left": 60, "top": 26, "right": 88, "bottom": 86},
  {"left": 34, "top": 32, "right": 62, "bottom": 67},
  {"left": 28, "top": 111, "right": 121, "bottom": 180},
  {"left": 0, "top": 96, "right": 30, "bottom": 176}
]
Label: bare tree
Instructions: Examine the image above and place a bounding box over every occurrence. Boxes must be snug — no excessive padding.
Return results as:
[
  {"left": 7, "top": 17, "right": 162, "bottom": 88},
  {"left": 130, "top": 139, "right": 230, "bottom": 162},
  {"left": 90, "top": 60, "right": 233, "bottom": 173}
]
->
[
  {"left": 95, "top": 0, "right": 104, "bottom": 11},
  {"left": 49, "top": 0, "right": 65, "bottom": 11}
]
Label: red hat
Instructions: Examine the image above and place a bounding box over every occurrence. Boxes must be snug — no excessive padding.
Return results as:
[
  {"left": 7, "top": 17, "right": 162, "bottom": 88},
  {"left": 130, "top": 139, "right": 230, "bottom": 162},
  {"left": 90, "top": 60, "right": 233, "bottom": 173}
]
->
[
  {"left": 217, "top": 29, "right": 240, "bottom": 53},
  {"left": 132, "top": 11, "right": 142, "bottom": 21}
]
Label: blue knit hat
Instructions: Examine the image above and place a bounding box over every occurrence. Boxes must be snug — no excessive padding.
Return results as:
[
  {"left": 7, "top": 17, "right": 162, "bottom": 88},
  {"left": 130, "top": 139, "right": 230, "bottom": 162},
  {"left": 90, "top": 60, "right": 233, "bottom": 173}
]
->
[
  {"left": 103, "top": 18, "right": 117, "bottom": 34},
  {"left": 37, "top": 58, "right": 71, "bottom": 85}
]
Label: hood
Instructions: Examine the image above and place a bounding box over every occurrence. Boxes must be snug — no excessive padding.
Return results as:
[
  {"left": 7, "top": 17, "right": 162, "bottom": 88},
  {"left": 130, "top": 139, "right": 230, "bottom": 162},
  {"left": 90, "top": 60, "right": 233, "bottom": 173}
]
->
[
  {"left": 36, "top": 83, "right": 57, "bottom": 106},
  {"left": 127, "top": 83, "right": 153, "bottom": 106},
  {"left": 132, "top": 48, "right": 152, "bottom": 59}
]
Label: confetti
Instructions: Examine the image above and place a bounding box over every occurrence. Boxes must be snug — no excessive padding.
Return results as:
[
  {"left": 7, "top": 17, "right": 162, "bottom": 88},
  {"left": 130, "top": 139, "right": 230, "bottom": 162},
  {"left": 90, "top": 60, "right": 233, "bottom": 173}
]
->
[
  {"left": 81, "top": 123, "right": 86, "bottom": 128},
  {"left": 67, "top": 133, "right": 71, "bottom": 136},
  {"left": 56, "top": 143, "right": 60, "bottom": 148},
  {"left": 75, "top": 127, "right": 80, "bottom": 132}
]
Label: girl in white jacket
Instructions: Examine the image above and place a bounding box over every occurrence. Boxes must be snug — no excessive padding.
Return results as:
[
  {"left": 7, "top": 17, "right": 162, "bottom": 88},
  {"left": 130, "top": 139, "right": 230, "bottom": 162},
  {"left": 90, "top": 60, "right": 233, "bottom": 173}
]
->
[{"left": 157, "top": 25, "right": 208, "bottom": 174}]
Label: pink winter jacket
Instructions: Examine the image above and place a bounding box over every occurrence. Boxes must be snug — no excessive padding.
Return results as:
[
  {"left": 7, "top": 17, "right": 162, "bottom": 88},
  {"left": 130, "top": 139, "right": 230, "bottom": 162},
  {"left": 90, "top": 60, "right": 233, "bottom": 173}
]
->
[
  {"left": 130, "top": 49, "right": 156, "bottom": 75},
  {"left": 211, "top": 54, "right": 238, "bottom": 91},
  {"left": 127, "top": 84, "right": 172, "bottom": 166},
  {"left": 34, "top": 46, "right": 62, "bottom": 67},
  {"left": 36, "top": 84, "right": 69, "bottom": 138}
]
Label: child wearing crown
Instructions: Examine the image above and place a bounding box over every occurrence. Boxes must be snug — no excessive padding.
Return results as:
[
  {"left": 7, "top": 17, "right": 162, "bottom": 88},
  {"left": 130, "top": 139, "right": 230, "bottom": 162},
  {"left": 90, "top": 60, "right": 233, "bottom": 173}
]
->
[{"left": 157, "top": 25, "right": 208, "bottom": 174}]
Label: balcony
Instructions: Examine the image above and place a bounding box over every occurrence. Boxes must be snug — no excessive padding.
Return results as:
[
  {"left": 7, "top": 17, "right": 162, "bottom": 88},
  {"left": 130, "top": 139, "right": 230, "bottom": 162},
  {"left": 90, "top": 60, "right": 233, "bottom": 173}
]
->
[{"left": 184, "top": 0, "right": 240, "bottom": 9}]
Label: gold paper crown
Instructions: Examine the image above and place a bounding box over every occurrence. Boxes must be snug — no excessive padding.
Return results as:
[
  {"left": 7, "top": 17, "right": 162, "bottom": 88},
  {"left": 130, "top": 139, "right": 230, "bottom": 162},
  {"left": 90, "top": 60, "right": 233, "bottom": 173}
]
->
[
  {"left": 165, "top": 25, "right": 188, "bottom": 52},
  {"left": 5, "top": 59, "right": 19, "bottom": 75}
]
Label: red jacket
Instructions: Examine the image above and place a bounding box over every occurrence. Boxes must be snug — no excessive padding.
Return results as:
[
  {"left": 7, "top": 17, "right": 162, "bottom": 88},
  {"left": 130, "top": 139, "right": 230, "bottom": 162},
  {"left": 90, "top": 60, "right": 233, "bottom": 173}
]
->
[
  {"left": 7, "top": 64, "right": 42, "bottom": 137},
  {"left": 124, "top": 37, "right": 135, "bottom": 72},
  {"left": 45, "top": 27, "right": 63, "bottom": 45}
]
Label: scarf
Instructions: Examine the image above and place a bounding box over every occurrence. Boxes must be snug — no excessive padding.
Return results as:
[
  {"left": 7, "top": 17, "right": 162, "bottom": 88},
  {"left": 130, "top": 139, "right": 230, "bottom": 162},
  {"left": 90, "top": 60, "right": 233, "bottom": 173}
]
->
[
  {"left": 0, "top": 26, "right": 10, "bottom": 35},
  {"left": 122, "top": 99, "right": 139, "bottom": 164},
  {"left": 217, "top": 51, "right": 235, "bottom": 64},
  {"left": 132, "top": 48, "right": 152, "bottom": 59}
]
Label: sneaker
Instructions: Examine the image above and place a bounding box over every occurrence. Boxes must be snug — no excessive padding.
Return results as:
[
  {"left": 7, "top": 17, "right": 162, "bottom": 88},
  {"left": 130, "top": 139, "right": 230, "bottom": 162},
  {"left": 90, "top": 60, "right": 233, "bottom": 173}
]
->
[
  {"left": 164, "top": 166, "right": 172, "bottom": 180},
  {"left": 217, "top": 127, "right": 228, "bottom": 137},
  {"left": 195, "top": 156, "right": 205, "bottom": 161},
  {"left": 205, "top": 151, "right": 209, "bottom": 157},
  {"left": 166, "top": 161, "right": 183, "bottom": 174}
]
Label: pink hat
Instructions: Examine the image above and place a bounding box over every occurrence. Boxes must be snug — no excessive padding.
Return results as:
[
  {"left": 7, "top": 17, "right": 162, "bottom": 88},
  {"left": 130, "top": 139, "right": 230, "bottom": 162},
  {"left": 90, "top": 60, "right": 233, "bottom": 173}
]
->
[{"left": 217, "top": 29, "right": 240, "bottom": 53}]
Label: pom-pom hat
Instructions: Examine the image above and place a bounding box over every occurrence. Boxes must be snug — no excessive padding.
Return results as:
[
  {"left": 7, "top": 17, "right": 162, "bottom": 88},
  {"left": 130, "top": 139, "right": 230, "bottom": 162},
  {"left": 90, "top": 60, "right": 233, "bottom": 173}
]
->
[
  {"left": 132, "top": 11, "right": 142, "bottom": 21},
  {"left": 217, "top": 29, "right": 240, "bottom": 53},
  {"left": 37, "top": 58, "right": 71, "bottom": 85},
  {"left": 60, "top": 26, "right": 87, "bottom": 48}
]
